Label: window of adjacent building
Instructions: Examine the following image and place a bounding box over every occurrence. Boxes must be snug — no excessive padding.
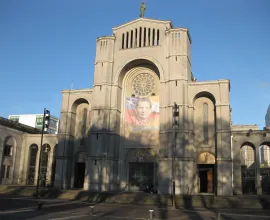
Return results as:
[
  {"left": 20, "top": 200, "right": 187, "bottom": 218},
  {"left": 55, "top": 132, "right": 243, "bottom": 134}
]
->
[
  {"left": 203, "top": 103, "right": 209, "bottom": 144},
  {"left": 4, "top": 145, "right": 12, "bottom": 157},
  {"left": 10, "top": 116, "right": 19, "bottom": 122},
  {"left": 27, "top": 145, "right": 38, "bottom": 185},
  {"left": 36, "top": 116, "right": 43, "bottom": 127},
  {"left": 49, "top": 119, "right": 57, "bottom": 127}
]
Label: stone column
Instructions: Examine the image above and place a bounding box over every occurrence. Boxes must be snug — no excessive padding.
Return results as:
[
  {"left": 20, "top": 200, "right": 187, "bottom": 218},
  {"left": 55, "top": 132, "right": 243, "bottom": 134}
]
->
[
  {"left": 233, "top": 141, "right": 242, "bottom": 195},
  {"left": 34, "top": 147, "right": 41, "bottom": 185},
  {"left": 150, "top": 29, "right": 153, "bottom": 46},
  {"left": 215, "top": 104, "right": 233, "bottom": 196},
  {"left": 256, "top": 147, "right": 262, "bottom": 195},
  {"left": 46, "top": 151, "right": 53, "bottom": 185}
]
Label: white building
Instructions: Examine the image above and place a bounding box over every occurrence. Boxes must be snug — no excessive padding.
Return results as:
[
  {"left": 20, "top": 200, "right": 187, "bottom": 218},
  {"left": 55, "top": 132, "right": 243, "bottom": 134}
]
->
[
  {"left": 266, "top": 104, "right": 270, "bottom": 128},
  {"left": 8, "top": 114, "right": 59, "bottom": 134}
]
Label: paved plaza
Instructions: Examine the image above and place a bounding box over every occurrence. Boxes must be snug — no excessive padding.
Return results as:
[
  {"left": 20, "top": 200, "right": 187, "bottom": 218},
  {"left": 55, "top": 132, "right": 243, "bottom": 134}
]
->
[{"left": 1, "top": 195, "right": 270, "bottom": 220}]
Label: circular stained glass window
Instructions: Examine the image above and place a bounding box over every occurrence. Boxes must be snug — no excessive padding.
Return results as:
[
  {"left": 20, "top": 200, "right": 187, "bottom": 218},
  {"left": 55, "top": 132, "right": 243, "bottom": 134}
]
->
[{"left": 132, "top": 73, "right": 155, "bottom": 96}]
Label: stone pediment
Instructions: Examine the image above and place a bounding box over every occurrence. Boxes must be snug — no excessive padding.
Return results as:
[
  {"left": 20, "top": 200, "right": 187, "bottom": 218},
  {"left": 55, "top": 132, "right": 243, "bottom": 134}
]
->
[{"left": 112, "top": 18, "right": 172, "bottom": 33}]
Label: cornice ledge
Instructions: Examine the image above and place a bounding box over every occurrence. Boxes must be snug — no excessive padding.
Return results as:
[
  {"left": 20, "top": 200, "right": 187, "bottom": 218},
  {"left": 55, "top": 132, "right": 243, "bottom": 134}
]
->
[
  {"left": 96, "top": 36, "right": 115, "bottom": 41},
  {"left": 112, "top": 18, "right": 172, "bottom": 31},
  {"left": 62, "top": 88, "right": 93, "bottom": 94},
  {"left": 189, "top": 80, "right": 229, "bottom": 86}
]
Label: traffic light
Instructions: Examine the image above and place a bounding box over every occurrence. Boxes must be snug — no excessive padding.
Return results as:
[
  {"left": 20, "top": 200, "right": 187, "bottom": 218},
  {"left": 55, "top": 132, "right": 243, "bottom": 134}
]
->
[{"left": 44, "top": 109, "right": 50, "bottom": 132}]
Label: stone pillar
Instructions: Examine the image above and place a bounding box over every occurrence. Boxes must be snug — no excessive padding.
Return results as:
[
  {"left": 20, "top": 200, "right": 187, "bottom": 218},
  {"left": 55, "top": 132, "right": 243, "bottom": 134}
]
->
[
  {"left": 150, "top": 29, "right": 153, "bottom": 46},
  {"left": 123, "top": 33, "right": 126, "bottom": 49},
  {"left": 215, "top": 103, "right": 233, "bottom": 196},
  {"left": 233, "top": 141, "right": 242, "bottom": 195},
  {"left": 256, "top": 147, "right": 262, "bottom": 195},
  {"left": 34, "top": 146, "right": 41, "bottom": 185},
  {"left": 47, "top": 151, "right": 53, "bottom": 185}
]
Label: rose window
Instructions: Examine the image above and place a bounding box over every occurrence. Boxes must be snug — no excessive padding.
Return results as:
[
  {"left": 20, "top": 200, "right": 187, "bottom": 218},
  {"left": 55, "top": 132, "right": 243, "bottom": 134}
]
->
[{"left": 132, "top": 73, "right": 155, "bottom": 96}]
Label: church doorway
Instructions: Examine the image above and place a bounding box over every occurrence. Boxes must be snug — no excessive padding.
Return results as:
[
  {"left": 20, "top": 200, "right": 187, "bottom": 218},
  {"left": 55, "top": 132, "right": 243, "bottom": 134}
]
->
[
  {"left": 197, "top": 152, "right": 216, "bottom": 194},
  {"left": 73, "top": 152, "right": 86, "bottom": 189},
  {"left": 129, "top": 162, "right": 155, "bottom": 191},
  {"left": 74, "top": 162, "right": 85, "bottom": 189},
  {"left": 198, "top": 164, "right": 214, "bottom": 193}
]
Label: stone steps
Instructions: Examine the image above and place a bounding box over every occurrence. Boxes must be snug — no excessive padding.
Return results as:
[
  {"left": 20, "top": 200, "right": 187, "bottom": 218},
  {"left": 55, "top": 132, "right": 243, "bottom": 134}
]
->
[{"left": 0, "top": 186, "right": 269, "bottom": 209}]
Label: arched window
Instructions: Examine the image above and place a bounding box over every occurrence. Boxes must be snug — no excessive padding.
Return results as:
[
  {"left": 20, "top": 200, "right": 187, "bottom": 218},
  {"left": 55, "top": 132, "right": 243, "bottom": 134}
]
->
[
  {"left": 148, "top": 28, "right": 151, "bottom": 46},
  {"left": 122, "top": 33, "right": 125, "bottom": 49},
  {"left": 4, "top": 144, "right": 12, "bottom": 157},
  {"left": 139, "top": 27, "right": 142, "bottom": 47},
  {"left": 40, "top": 144, "right": 51, "bottom": 186},
  {"left": 82, "top": 108, "right": 87, "bottom": 135},
  {"left": 157, "top": 29, "right": 160, "bottom": 45},
  {"left": 126, "top": 32, "right": 129, "bottom": 49},
  {"left": 27, "top": 144, "right": 38, "bottom": 185},
  {"left": 143, "top": 27, "right": 146, "bottom": 46},
  {"left": 51, "top": 144, "right": 58, "bottom": 187},
  {"left": 203, "top": 103, "right": 208, "bottom": 144},
  {"left": 130, "top": 30, "right": 133, "bottom": 48},
  {"left": 135, "top": 28, "right": 138, "bottom": 47},
  {"left": 152, "top": 29, "right": 155, "bottom": 46}
]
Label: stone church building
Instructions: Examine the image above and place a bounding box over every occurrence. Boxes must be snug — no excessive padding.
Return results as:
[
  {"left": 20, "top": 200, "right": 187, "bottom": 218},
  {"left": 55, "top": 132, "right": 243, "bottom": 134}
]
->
[{"left": 1, "top": 17, "right": 270, "bottom": 196}]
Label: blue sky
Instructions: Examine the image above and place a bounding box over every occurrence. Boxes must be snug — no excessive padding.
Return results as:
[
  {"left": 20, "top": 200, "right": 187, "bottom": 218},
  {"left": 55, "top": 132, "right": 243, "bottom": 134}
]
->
[{"left": 0, "top": 0, "right": 269, "bottom": 128}]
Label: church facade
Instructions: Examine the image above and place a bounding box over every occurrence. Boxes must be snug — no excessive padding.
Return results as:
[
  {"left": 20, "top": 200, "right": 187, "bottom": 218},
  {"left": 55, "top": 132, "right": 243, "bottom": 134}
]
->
[
  {"left": 1, "top": 18, "right": 270, "bottom": 196},
  {"left": 54, "top": 17, "right": 236, "bottom": 195}
]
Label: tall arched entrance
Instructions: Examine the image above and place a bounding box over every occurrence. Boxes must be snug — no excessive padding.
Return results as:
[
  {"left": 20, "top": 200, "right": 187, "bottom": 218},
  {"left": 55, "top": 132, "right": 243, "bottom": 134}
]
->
[
  {"left": 126, "top": 149, "right": 158, "bottom": 192},
  {"left": 74, "top": 152, "right": 86, "bottom": 189},
  {"left": 240, "top": 143, "right": 256, "bottom": 194},
  {"left": 197, "top": 152, "right": 216, "bottom": 193},
  {"left": 119, "top": 59, "right": 161, "bottom": 192}
]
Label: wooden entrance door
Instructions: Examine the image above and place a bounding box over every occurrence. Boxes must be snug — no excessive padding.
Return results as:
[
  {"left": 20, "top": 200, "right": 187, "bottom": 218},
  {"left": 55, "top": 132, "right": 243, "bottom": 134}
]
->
[
  {"left": 198, "top": 165, "right": 214, "bottom": 193},
  {"left": 207, "top": 168, "right": 213, "bottom": 193}
]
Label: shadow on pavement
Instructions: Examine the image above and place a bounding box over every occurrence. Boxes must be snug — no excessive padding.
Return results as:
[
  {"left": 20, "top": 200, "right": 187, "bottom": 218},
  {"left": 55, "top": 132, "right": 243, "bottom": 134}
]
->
[{"left": 0, "top": 202, "right": 90, "bottom": 220}]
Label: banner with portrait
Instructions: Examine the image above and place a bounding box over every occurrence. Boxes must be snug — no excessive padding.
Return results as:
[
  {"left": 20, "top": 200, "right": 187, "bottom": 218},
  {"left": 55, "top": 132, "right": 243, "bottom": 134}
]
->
[{"left": 124, "top": 96, "right": 159, "bottom": 147}]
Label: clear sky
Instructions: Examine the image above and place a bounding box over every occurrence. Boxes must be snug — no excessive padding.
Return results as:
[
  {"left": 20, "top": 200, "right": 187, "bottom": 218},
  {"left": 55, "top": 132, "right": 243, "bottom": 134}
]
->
[{"left": 0, "top": 0, "right": 269, "bottom": 128}]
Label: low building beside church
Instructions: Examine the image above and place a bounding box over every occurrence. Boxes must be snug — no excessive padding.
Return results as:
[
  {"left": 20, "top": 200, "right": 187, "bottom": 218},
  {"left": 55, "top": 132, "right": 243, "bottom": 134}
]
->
[{"left": 1, "top": 17, "right": 270, "bottom": 196}]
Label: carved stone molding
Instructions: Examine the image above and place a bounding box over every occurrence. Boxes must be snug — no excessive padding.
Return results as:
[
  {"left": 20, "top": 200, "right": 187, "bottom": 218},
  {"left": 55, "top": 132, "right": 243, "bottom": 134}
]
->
[{"left": 197, "top": 152, "right": 215, "bottom": 164}]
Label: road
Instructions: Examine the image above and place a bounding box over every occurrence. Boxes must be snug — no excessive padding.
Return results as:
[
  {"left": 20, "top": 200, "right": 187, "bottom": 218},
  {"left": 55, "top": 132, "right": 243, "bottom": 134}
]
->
[{"left": 1, "top": 195, "right": 270, "bottom": 220}]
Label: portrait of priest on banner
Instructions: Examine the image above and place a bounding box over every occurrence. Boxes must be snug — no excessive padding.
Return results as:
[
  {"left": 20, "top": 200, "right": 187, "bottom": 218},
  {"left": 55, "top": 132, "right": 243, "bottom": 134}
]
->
[{"left": 125, "top": 96, "right": 159, "bottom": 146}]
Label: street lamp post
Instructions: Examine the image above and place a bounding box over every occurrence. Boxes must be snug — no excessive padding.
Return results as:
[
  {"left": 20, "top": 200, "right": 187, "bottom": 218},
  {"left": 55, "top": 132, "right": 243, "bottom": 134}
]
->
[
  {"left": 172, "top": 102, "right": 179, "bottom": 208},
  {"left": 36, "top": 108, "right": 50, "bottom": 198}
]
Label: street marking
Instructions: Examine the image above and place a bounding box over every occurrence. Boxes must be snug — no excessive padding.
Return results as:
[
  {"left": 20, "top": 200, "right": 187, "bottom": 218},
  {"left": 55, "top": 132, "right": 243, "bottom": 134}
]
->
[
  {"left": 221, "top": 213, "right": 270, "bottom": 218},
  {"left": 0, "top": 201, "right": 87, "bottom": 215},
  {"left": 0, "top": 208, "right": 34, "bottom": 214},
  {"left": 50, "top": 215, "right": 148, "bottom": 220},
  {"left": 49, "top": 215, "right": 88, "bottom": 220}
]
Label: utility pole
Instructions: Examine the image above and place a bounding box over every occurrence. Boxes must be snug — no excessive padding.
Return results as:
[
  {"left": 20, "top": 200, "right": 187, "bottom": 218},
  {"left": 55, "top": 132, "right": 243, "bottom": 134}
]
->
[
  {"left": 36, "top": 108, "right": 50, "bottom": 198},
  {"left": 172, "top": 102, "right": 179, "bottom": 208}
]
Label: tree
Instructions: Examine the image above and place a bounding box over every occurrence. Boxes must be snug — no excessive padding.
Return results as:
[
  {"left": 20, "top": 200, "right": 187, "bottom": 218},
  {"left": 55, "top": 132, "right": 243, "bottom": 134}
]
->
[{"left": 260, "top": 160, "right": 270, "bottom": 168}]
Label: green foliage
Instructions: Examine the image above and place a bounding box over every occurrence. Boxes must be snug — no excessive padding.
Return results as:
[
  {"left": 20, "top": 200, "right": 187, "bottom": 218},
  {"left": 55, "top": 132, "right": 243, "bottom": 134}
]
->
[{"left": 260, "top": 160, "right": 270, "bottom": 168}]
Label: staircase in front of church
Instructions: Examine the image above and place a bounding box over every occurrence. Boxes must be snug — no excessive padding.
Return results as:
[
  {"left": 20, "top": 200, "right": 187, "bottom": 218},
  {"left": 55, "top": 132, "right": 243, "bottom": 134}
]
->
[{"left": 0, "top": 186, "right": 269, "bottom": 209}]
